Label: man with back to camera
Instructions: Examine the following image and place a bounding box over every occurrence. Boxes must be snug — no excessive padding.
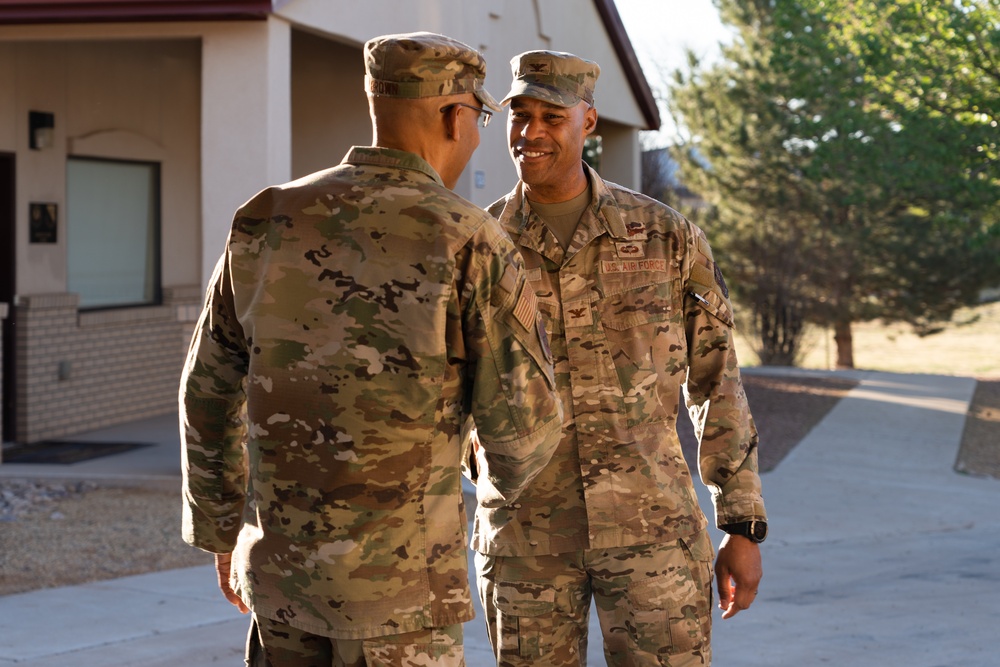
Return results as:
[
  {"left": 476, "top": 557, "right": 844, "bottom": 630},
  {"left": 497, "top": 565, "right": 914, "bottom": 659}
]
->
[
  {"left": 179, "top": 32, "right": 563, "bottom": 667},
  {"left": 469, "top": 50, "right": 767, "bottom": 666}
]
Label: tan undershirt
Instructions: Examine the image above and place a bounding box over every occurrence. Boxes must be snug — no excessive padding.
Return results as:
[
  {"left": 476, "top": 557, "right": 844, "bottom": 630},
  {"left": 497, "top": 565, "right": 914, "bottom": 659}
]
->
[{"left": 527, "top": 186, "right": 592, "bottom": 251}]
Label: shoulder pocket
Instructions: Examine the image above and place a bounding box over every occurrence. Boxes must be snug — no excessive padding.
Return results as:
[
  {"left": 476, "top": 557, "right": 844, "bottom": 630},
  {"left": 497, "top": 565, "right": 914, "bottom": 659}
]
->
[{"left": 688, "top": 249, "right": 735, "bottom": 328}]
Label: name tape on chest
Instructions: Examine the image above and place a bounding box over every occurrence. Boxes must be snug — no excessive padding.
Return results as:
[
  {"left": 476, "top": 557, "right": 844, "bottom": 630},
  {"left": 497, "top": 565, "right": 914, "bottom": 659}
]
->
[{"left": 601, "top": 258, "right": 669, "bottom": 274}]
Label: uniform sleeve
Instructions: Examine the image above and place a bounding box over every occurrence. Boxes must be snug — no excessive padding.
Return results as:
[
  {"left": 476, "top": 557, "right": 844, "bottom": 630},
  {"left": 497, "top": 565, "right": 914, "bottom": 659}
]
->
[
  {"left": 682, "top": 224, "right": 767, "bottom": 527},
  {"left": 179, "top": 248, "right": 250, "bottom": 553},
  {"left": 459, "top": 226, "right": 563, "bottom": 508}
]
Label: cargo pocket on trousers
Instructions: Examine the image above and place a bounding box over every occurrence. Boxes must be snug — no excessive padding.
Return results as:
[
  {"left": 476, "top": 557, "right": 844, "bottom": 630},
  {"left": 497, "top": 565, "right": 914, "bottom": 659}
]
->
[
  {"left": 361, "top": 641, "right": 463, "bottom": 667},
  {"left": 495, "top": 582, "right": 556, "bottom": 658},
  {"left": 626, "top": 546, "right": 711, "bottom": 655}
]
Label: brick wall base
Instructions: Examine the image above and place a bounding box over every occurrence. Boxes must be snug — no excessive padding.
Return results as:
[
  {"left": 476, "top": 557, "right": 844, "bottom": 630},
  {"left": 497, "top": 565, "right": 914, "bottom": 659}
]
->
[{"left": 11, "top": 287, "right": 202, "bottom": 444}]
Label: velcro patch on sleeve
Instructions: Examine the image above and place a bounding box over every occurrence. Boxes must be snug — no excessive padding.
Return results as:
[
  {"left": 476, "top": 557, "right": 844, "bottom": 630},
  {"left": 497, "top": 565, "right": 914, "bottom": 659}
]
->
[
  {"left": 690, "top": 262, "right": 716, "bottom": 291},
  {"left": 696, "top": 233, "right": 714, "bottom": 260},
  {"left": 499, "top": 263, "right": 518, "bottom": 295},
  {"left": 492, "top": 263, "right": 519, "bottom": 307}
]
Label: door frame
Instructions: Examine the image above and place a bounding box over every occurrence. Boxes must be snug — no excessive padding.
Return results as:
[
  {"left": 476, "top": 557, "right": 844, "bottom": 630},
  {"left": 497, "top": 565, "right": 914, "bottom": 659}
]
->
[{"left": 1, "top": 152, "right": 15, "bottom": 443}]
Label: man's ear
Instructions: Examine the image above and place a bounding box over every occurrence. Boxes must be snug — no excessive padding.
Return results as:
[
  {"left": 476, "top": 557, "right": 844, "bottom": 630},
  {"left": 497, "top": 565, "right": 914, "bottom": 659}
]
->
[
  {"left": 583, "top": 106, "right": 598, "bottom": 136},
  {"left": 443, "top": 104, "right": 462, "bottom": 142}
]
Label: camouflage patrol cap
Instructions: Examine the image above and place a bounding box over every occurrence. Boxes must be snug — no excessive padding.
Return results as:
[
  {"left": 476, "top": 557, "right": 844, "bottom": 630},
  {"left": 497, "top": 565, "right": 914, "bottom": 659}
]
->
[
  {"left": 501, "top": 50, "right": 601, "bottom": 107},
  {"left": 364, "top": 31, "right": 502, "bottom": 112}
]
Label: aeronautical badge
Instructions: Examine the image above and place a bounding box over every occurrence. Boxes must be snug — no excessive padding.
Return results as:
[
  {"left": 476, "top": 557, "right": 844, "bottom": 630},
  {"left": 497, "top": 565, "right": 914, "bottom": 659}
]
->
[
  {"left": 625, "top": 221, "right": 648, "bottom": 239},
  {"left": 714, "top": 261, "right": 730, "bottom": 299},
  {"left": 615, "top": 242, "right": 644, "bottom": 258}
]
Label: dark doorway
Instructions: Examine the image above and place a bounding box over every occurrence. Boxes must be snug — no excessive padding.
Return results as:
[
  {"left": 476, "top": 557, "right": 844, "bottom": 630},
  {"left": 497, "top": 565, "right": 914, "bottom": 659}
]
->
[{"left": 1, "top": 153, "right": 15, "bottom": 443}]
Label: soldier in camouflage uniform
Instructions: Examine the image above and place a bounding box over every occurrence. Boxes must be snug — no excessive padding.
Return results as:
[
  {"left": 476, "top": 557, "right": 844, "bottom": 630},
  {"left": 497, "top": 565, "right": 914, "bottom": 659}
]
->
[
  {"left": 470, "top": 51, "right": 768, "bottom": 666},
  {"left": 180, "top": 32, "right": 563, "bottom": 667}
]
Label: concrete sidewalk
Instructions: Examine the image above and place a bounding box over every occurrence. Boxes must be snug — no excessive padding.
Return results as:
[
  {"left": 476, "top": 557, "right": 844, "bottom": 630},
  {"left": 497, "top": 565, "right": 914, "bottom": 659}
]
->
[{"left": 2, "top": 369, "right": 998, "bottom": 666}]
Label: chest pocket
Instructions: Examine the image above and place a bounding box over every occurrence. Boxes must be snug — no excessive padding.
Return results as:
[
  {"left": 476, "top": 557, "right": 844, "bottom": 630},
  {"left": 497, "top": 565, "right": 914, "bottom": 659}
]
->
[{"left": 598, "top": 280, "right": 685, "bottom": 427}]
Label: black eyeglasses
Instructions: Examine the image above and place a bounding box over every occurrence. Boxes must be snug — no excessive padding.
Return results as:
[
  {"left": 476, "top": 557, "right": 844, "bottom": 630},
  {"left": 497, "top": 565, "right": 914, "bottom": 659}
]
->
[{"left": 440, "top": 102, "right": 493, "bottom": 128}]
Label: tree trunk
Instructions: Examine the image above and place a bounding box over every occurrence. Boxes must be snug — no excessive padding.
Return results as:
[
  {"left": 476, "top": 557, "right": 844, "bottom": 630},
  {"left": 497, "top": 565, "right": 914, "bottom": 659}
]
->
[
  {"left": 754, "top": 292, "right": 804, "bottom": 366},
  {"left": 833, "top": 319, "right": 855, "bottom": 369}
]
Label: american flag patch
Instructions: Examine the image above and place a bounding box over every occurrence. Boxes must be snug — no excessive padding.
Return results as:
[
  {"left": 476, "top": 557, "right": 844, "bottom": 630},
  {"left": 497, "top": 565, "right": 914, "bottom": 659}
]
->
[{"left": 513, "top": 285, "right": 538, "bottom": 330}]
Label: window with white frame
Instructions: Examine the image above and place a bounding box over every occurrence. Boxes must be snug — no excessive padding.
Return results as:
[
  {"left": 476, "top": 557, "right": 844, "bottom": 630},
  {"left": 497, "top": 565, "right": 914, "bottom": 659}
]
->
[{"left": 66, "top": 157, "right": 161, "bottom": 309}]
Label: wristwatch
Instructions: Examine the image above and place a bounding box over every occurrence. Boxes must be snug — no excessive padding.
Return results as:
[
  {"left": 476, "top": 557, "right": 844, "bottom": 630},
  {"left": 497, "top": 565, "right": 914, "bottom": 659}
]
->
[{"left": 721, "top": 519, "right": 768, "bottom": 543}]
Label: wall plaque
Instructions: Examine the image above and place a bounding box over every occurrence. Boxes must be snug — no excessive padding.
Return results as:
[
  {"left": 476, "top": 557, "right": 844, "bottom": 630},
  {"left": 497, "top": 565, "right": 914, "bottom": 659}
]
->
[{"left": 29, "top": 203, "right": 57, "bottom": 243}]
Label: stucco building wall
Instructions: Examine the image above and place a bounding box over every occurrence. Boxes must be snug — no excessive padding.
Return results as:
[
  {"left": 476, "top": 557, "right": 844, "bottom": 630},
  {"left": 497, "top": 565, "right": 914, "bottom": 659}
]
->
[{"left": 0, "top": 1, "right": 655, "bottom": 446}]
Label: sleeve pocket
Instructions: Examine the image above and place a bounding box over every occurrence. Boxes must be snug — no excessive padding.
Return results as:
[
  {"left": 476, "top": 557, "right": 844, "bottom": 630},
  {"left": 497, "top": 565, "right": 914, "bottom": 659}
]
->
[{"left": 689, "top": 288, "right": 735, "bottom": 328}]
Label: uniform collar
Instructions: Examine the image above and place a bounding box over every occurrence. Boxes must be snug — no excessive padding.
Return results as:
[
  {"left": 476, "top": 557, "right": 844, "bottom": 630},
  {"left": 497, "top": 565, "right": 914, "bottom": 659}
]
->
[
  {"left": 494, "top": 162, "right": 633, "bottom": 262},
  {"left": 583, "top": 162, "right": 630, "bottom": 240},
  {"left": 343, "top": 146, "right": 445, "bottom": 186}
]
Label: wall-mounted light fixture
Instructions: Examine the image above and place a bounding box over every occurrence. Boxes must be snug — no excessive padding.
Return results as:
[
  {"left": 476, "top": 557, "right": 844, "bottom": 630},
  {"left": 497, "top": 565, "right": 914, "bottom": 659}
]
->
[{"left": 29, "top": 111, "right": 55, "bottom": 150}]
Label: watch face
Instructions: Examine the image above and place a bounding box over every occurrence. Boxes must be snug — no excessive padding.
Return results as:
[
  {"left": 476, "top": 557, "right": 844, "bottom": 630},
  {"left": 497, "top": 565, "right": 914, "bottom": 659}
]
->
[{"left": 751, "top": 521, "right": 768, "bottom": 542}]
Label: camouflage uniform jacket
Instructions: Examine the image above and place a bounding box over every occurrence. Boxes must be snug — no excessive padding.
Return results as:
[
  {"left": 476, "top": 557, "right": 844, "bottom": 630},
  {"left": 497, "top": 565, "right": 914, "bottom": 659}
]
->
[
  {"left": 181, "top": 146, "right": 562, "bottom": 639},
  {"left": 473, "top": 163, "right": 766, "bottom": 556}
]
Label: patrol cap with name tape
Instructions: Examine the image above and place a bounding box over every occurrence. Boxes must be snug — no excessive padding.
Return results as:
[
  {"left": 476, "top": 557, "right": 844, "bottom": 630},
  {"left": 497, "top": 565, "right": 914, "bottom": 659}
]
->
[
  {"left": 501, "top": 50, "right": 601, "bottom": 107},
  {"left": 364, "top": 31, "right": 502, "bottom": 112}
]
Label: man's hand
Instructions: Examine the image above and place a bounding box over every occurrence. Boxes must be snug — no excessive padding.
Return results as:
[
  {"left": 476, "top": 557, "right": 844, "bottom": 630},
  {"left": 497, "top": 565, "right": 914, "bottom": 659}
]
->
[
  {"left": 715, "top": 533, "right": 762, "bottom": 619},
  {"left": 214, "top": 552, "right": 250, "bottom": 614}
]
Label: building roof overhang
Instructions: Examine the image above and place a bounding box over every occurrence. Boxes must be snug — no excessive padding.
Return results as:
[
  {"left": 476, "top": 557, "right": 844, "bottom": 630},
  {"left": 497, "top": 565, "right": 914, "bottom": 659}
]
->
[
  {"left": 0, "top": 0, "right": 276, "bottom": 23},
  {"left": 0, "top": 0, "right": 660, "bottom": 131},
  {"left": 593, "top": 0, "right": 661, "bottom": 131}
]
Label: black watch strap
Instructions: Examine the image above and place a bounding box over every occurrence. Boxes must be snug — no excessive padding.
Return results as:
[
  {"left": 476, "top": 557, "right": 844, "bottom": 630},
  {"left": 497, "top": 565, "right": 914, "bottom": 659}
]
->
[{"left": 721, "top": 520, "right": 768, "bottom": 543}]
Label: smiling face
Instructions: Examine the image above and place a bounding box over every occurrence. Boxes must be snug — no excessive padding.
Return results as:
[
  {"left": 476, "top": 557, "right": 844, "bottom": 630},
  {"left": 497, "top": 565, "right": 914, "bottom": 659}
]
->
[{"left": 507, "top": 96, "right": 597, "bottom": 203}]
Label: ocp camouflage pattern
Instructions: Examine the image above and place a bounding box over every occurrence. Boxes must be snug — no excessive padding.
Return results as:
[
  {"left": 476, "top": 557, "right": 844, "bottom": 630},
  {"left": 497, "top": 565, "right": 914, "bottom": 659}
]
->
[
  {"left": 476, "top": 535, "right": 714, "bottom": 665},
  {"left": 364, "top": 31, "right": 499, "bottom": 107},
  {"left": 473, "top": 163, "right": 766, "bottom": 557},
  {"left": 180, "top": 146, "right": 562, "bottom": 640},
  {"left": 503, "top": 50, "right": 601, "bottom": 107}
]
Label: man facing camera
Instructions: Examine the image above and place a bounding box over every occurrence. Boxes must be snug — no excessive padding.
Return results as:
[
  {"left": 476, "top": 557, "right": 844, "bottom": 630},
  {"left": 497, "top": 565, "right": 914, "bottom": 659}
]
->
[{"left": 471, "top": 49, "right": 767, "bottom": 667}]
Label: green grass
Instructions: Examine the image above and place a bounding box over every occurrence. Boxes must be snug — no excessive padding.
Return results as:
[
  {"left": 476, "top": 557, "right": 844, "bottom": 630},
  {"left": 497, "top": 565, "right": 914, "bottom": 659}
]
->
[{"left": 734, "top": 300, "right": 1000, "bottom": 378}]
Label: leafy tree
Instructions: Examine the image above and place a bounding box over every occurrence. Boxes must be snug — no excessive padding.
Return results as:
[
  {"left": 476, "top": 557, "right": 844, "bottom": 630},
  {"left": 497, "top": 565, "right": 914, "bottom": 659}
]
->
[
  {"left": 667, "top": 0, "right": 1000, "bottom": 368},
  {"left": 665, "top": 2, "right": 832, "bottom": 365}
]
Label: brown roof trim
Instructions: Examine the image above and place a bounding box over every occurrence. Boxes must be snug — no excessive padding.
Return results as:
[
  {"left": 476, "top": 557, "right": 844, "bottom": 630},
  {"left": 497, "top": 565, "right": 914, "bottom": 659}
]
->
[
  {"left": 593, "top": 0, "right": 661, "bottom": 131},
  {"left": 0, "top": 0, "right": 275, "bottom": 24},
  {"left": 3, "top": 0, "right": 661, "bottom": 131}
]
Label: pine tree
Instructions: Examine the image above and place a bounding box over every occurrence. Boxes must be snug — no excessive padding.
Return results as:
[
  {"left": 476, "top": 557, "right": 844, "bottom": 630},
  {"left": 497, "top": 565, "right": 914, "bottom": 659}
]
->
[{"left": 667, "top": 0, "right": 1000, "bottom": 368}]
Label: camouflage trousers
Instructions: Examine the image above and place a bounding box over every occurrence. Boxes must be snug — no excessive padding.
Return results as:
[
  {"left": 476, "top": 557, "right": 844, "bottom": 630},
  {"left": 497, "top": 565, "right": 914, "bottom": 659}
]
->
[
  {"left": 474, "top": 535, "right": 714, "bottom": 667},
  {"left": 245, "top": 614, "right": 464, "bottom": 667}
]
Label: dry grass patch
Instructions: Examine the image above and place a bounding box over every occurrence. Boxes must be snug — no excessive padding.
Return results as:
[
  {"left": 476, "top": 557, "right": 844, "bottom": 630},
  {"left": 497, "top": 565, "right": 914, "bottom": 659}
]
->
[{"left": 0, "top": 483, "right": 211, "bottom": 596}]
